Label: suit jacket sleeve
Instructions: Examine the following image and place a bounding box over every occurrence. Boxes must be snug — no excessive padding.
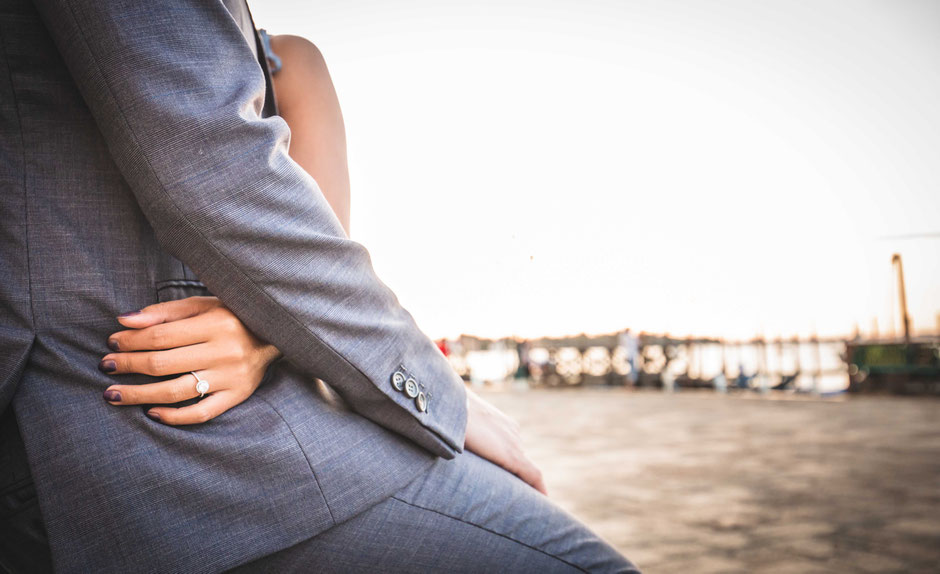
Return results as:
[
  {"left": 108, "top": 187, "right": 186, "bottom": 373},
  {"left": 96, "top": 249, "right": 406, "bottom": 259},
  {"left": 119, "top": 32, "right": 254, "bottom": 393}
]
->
[{"left": 30, "top": 0, "right": 467, "bottom": 458}]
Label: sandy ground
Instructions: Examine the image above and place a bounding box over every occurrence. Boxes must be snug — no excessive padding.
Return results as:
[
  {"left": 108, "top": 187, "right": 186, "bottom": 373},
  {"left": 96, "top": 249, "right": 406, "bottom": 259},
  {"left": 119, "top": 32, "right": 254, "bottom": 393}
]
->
[{"left": 478, "top": 388, "right": 940, "bottom": 574}]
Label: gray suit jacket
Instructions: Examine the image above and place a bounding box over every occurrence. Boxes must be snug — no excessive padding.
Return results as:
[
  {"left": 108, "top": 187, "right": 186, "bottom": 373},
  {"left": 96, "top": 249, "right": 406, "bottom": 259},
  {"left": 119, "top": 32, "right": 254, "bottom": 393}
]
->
[{"left": 0, "top": 0, "right": 468, "bottom": 572}]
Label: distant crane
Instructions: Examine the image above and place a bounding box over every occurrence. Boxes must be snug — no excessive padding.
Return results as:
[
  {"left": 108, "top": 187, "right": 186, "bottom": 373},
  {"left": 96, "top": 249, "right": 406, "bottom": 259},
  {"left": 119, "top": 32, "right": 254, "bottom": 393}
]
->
[{"left": 891, "top": 253, "right": 911, "bottom": 343}]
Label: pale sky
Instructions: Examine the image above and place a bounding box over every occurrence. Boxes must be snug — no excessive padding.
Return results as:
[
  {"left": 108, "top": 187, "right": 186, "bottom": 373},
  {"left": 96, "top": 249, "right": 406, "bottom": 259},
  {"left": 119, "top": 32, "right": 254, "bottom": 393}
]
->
[{"left": 251, "top": 0, "right": 940, "bottom": 341}]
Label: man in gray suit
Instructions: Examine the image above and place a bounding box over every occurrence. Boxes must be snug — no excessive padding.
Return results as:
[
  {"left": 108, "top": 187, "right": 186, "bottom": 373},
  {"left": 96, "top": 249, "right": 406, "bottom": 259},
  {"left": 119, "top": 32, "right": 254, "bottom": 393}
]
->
[{"left": 0, "top": 0, "right": 637, "bottom": 571}]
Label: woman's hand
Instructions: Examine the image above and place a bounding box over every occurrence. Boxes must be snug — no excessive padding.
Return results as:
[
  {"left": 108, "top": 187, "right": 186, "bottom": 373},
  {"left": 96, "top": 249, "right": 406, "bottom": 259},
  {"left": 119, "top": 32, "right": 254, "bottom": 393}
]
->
[
  {"left": 99, "top": 296, "right": 282, "bottom": 425},
  {"left": 464, "top": 388, "right": 547, "bottom": 495}
]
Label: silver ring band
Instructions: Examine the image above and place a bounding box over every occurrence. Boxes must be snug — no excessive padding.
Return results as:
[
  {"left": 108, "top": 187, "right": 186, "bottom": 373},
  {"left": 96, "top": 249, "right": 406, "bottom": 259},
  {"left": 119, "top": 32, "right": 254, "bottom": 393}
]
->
[{"left": 191, "top": 371, "right": 210, "bottom": 398}]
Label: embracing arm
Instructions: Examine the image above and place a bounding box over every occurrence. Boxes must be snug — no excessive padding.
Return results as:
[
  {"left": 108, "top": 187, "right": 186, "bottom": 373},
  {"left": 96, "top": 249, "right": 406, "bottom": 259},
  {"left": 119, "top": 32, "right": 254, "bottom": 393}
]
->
[
  {"left": 101, "top": 296, "right": 547, "bottom": 494},
  {"left": 32, "top": 0, "right": 466, "bottom": 458},
  {"left": 100, "top": 296, "right": 546, "bottom": 493}
]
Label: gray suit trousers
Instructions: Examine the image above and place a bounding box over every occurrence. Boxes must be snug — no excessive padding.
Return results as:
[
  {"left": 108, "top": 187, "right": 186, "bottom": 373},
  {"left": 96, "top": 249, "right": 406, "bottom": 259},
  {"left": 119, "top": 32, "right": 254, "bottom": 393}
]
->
[{"left": 231, "top": 450, "right": 637, "bottom": 573}]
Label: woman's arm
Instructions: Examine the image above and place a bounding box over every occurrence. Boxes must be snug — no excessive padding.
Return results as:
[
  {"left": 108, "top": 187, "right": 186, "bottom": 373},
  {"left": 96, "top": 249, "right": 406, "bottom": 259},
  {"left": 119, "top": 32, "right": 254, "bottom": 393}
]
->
[{"left": 268, "top": 34, "right": 351, "bottom": 236}]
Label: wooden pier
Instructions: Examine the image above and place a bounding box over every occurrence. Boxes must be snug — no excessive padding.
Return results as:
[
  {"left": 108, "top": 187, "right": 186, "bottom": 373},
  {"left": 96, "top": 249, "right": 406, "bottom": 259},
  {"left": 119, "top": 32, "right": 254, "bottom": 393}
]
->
[{"left": 446, "top": 332, "right": 854, "bottom": 393}]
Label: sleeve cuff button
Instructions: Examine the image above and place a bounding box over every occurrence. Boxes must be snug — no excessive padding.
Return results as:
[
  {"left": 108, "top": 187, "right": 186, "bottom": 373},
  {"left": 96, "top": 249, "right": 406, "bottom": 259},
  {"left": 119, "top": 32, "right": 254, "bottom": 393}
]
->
[
  {"left": 404, "top": 378, "right": 419, "bottom": 398},
  {"left": 391, "top": 371, "right": 406, "bottom": 391}
]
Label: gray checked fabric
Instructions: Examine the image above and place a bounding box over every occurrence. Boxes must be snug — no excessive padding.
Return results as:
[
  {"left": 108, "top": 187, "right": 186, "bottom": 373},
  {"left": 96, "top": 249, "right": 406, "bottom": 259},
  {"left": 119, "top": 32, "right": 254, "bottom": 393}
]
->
[
  {"left": 0, "top": 0, "right": 636, "bottom": 572},
  {"left": 230, "top": 450, "right": 638, "bottom": 573}
]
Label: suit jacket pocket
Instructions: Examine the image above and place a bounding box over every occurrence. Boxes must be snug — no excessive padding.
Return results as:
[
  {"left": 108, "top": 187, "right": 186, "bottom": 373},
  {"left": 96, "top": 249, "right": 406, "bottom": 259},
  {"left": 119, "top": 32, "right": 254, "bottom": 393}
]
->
[{"left": 155, "top": 279, "right": 212, "bottom": 303}]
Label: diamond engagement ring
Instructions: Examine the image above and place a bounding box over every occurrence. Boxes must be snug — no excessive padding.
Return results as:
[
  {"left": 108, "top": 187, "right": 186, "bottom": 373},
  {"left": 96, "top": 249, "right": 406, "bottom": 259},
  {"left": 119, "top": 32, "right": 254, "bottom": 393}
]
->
[{"left": 192, "top": 371, "right": 210, "bottom": 398}]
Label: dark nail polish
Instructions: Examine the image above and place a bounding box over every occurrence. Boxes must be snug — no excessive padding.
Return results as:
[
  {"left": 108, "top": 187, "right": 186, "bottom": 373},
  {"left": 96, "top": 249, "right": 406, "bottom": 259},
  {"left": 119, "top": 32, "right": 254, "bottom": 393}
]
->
[
  {"left": 98, "top": 359, "right": 117, "bottom": 373},
  {"left": 117, "top": 310, "right": 142, "bottom": 318},
  {"left": 146, "top": 411, "right": 161, "bottom": 422},
  {"left": 103, "top": 389, "right": 122, "bottom": 402},
  {"left": 107, "top": 338, "right": 120, "bottom": 352}
]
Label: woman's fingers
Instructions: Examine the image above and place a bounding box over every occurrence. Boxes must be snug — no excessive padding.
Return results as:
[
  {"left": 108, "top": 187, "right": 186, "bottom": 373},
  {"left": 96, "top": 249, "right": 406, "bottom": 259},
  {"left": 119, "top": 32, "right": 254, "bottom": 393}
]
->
[
  {"left": 100, "top": 296, "right": 277, "bottom": 426},
  {"left": 514, "top": 455, "right": 548, "bottom": 496},
  {"left": 146, "top": 390, "right": 242, "bottom": 426},
  {"left": 108, "top": 313, "right": 220, "bottom": 352},
  {"left": 99, "top": 343, "right": 211, "bottom": 376},
  {"left": 103, "top": 372, "right": 207, "bottom": 405},
  {"left": 116, "top": 296, "right": 219, "bottom": 329},
  {"left": 464, "top": 389, "right": 548, "bottom": 495}
]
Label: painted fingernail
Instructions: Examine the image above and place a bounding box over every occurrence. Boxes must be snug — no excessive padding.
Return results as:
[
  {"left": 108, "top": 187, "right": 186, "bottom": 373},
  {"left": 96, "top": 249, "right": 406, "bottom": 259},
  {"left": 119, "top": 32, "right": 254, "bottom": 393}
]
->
[
  {"left": 146, "top": 411, "right": 161, "bottom": 422},
  {"left": 107, "top": 338, "right": 120, "bottom": 352},
  {"left": 117, "top": 310, "right": 142, "bottom": 318},
  {"left": 98, "top": 359, "right": 117, "bottom": 373},
  {"left": 103, "top": 389, "right": 122, "bottom": 402}
]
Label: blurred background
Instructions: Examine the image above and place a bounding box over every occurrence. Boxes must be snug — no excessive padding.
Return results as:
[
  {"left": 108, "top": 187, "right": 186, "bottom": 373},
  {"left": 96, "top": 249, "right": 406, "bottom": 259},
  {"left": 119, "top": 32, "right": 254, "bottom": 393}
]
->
[{"left": 254, "top": 1, "right": 939, "bottom": 571}]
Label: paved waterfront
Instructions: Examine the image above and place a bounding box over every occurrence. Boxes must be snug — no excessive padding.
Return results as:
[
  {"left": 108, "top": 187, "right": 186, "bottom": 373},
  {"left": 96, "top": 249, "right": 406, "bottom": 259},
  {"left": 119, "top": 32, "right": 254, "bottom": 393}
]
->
[{"left": 479, "top": 388, "right": 940, "bottom": 573}]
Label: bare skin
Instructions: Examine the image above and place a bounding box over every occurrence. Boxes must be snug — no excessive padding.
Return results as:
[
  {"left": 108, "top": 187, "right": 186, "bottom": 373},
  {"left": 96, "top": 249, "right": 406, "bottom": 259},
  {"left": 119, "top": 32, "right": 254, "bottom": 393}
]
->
[
  {"left": 269, "top": 35, "right": 351, "bottom": 236},
  {"left": 100, "top": 38, "right": 546, "bottom": 495}
]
